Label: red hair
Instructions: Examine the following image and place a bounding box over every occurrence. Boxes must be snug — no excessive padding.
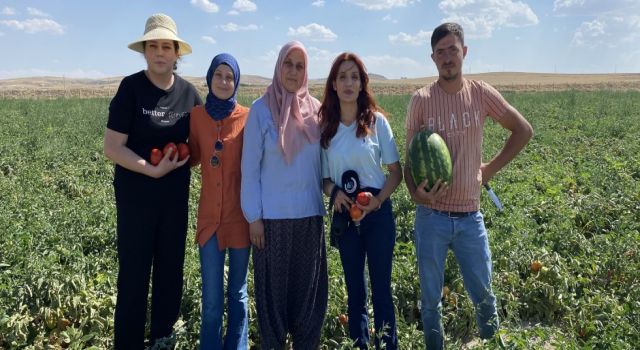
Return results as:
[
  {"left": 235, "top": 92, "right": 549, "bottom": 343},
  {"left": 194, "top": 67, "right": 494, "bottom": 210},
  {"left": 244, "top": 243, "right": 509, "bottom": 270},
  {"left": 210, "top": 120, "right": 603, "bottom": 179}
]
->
[{"left": 319, "top": 52, "right": 383, "bottom": 149}]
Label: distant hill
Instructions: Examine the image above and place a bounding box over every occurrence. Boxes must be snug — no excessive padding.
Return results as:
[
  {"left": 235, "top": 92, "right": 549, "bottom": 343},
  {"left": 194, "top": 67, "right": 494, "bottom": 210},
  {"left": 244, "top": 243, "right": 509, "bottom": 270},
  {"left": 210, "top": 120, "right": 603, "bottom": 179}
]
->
[
  {"left": 308, "top": 73, "right": 388, "bottom": 85},
  {"left": 186, "top": 72, "right": 389, "bottom": 88},
  {"left": 1, "top": 72, "right": 639, "bottom": 99},
  {"left": 184, "top": 74, "right": 271, "bottom": 87},
  {"left": 368, "top": 73, "right": 388, "bottom": 81},
  {"left": 182, "top": 73, "right": 388, "bottom": 86}
]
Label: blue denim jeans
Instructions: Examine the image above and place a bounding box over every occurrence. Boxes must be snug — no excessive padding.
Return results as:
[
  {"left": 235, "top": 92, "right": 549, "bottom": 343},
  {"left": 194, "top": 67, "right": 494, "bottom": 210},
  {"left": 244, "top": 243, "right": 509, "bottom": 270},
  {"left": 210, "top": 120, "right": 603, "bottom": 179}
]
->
[
  {"left": 414, "top": 206, "right": 498, "bottom": 349},
  {"left": 337, "top": 192, "right": 397, "bottom": 350},
  {"left": 199, "top": 235, "right": 250, "bottom": 350}
]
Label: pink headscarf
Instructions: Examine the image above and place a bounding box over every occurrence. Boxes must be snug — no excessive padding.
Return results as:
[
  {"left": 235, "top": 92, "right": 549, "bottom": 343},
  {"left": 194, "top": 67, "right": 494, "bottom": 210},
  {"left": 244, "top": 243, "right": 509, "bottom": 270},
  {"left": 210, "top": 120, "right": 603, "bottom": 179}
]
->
[{"left": 264, "top": 41, "right": 320, "bottom": 164}]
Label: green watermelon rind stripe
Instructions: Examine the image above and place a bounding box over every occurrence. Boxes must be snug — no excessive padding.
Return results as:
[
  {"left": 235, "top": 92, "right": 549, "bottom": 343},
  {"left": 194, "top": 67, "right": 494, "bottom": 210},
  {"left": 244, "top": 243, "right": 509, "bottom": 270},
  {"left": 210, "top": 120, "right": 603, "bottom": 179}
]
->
[{"left": 409, "top": 130, "right": 452, "bottom": 191}]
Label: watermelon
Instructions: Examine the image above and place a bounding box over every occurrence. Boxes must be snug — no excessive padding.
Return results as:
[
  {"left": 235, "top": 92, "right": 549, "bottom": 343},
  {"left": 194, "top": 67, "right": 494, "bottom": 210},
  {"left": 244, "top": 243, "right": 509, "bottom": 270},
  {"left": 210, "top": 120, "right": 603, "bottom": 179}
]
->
[{"left": 408, "top": 129, "right": 452, "bottom": 191}]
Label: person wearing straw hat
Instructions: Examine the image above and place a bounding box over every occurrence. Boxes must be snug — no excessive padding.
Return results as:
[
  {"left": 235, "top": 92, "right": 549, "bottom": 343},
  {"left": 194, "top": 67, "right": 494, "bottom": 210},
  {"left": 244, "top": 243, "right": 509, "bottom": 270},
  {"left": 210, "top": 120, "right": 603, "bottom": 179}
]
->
[{"left": 103, "top": 13, "right": 202, "bottom": 349}]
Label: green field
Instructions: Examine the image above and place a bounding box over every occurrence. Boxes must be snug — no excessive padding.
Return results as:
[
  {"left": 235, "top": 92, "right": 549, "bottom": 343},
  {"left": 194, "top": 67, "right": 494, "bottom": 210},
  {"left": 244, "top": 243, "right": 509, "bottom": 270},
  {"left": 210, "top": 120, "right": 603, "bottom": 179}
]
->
[{"left": 1, "top": 91, "right": 639, "bottom": 349}]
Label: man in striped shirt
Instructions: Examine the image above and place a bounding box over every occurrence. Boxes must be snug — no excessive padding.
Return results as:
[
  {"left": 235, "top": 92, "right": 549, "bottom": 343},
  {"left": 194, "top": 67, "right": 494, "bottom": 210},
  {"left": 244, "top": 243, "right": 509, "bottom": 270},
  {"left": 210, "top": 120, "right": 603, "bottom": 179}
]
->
[{"left": 404, "top": 23, "right": 533, "bottom": 349}]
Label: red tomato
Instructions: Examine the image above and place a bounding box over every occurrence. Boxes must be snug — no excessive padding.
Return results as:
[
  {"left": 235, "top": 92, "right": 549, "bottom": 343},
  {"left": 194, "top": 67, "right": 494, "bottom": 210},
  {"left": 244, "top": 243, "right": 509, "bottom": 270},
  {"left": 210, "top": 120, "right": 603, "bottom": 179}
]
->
[
  {"left": 338, "top": 314, "right": 348, "bottom": 326},
  {"left": 349, "top": 205, "right": 363, "bottom": 220},
  {"left": 163, "top": 142, "right": 178, "bottom": 160},
  {"left": 530, "top": 260, "right": 543, "bottom": 273},
  {"left": 150, "top": 148, "right": 163, "bottom": 165},
  {"left": 356, "top": 192, "right": 371, "bottom": 206},
  {"left": 177, "top": 143, "right": 190, "bottom": 161}
]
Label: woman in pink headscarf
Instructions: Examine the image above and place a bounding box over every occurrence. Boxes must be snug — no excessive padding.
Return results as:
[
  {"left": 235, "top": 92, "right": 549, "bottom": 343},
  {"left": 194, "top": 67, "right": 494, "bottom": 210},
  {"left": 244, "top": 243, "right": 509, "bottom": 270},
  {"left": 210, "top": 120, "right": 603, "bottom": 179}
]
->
[{"left": 241, "top": 41, "right": 327, "bottom": 349}]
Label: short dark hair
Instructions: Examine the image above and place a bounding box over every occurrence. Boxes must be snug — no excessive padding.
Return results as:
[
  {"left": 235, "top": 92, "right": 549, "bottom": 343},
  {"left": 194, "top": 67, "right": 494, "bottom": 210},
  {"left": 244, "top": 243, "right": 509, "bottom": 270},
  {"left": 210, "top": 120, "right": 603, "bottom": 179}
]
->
[{"left": 431, "top": 23, "right": 464, "bottom": 50}]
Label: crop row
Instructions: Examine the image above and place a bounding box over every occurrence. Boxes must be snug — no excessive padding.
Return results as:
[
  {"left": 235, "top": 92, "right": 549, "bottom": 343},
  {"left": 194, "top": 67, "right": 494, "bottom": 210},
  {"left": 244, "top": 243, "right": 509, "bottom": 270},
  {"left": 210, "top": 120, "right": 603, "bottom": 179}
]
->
[{"left": 0, "top": 91, "right": 638, "bottom": 349}]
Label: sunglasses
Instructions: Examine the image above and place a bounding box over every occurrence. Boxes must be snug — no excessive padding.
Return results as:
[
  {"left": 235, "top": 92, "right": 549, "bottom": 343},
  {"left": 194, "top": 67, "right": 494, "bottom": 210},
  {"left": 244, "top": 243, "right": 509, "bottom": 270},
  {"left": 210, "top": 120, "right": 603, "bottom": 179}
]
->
[{"left": 210, "top": 125, "right": 224, "bottom": 168}]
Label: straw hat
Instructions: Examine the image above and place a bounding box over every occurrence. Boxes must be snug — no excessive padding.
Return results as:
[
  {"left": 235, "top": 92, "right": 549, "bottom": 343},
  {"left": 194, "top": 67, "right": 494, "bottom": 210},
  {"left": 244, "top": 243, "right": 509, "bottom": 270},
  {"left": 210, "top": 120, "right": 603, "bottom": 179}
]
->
[{"left": 128, "top": 13, "right": 192, "bottom": 56}]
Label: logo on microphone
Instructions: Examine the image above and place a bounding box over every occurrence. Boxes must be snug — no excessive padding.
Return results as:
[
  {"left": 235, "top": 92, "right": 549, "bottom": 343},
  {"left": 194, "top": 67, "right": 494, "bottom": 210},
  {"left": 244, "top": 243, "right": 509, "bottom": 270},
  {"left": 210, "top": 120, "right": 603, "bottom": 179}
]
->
[{"left": 341, "top": 170, "right": 360, "bottom": 196}]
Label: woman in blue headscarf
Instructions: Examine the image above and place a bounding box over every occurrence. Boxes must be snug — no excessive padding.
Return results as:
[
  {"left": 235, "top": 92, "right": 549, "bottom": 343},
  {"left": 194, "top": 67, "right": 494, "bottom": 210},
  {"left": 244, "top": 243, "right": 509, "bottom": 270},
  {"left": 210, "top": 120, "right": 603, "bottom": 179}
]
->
[{"left": 189, "top": 53, "right": 251, "bottom": 349}]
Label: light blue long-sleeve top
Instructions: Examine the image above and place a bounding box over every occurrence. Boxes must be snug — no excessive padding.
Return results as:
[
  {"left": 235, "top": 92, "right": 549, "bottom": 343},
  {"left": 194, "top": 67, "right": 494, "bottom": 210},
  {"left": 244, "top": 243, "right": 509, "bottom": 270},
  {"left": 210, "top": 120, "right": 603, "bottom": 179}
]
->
[{"left": 241, "top": 96, "right": 326, "bottom": 223}]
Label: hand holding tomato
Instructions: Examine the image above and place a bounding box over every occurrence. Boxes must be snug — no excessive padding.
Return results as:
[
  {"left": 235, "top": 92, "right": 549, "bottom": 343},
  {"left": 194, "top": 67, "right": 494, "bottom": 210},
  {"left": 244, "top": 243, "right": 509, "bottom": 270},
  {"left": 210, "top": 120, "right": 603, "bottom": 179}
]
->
[
  {"left": 177, "top": 143, "right": 190, "bottom": 161},
  {"left": 332, "top": 187, "right": 353, "bottom": 213},
  {"left": 163, "top": 142, "right": 178, "bottom": 161},
  {"left": 356, "top": 192, "right": 371, "bottom": 206},
  {"left": 349, "top": 204, "right": 364, "bottom": 221},
  {"left": 150, "top": 148, "right": 163, "bottom": 166},
  {"left": 147, "top": 142, "right": 190, "bottom": 178},
  {"left": 355, "top": 191, "right": 381, "bottom": 213}
]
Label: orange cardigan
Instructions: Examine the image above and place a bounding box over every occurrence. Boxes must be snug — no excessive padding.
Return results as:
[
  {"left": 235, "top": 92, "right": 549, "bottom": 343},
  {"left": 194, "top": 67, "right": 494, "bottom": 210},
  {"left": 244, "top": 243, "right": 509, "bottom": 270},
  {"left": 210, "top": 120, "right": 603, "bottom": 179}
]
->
[{"left": 189, "top": 104, "right": 250, "bottom": 249}]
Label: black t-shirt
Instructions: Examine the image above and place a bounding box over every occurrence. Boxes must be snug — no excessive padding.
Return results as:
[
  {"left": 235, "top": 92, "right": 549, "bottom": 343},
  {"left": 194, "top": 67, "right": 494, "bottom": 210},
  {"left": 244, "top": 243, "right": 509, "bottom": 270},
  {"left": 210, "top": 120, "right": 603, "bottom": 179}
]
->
[{"left": 107, "top": 70, "right": 202, "bottom": 194}]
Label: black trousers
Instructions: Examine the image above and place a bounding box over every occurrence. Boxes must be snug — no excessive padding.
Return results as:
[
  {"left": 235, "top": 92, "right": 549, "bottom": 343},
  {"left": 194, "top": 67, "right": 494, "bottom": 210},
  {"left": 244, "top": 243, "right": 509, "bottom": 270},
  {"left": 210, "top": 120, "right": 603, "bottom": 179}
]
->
[
  {"left": 113, "top": 184, "right": 189, "bottom": 349},
  {"left": 252, "top": 216, "right": 328, "bottom": 350}
]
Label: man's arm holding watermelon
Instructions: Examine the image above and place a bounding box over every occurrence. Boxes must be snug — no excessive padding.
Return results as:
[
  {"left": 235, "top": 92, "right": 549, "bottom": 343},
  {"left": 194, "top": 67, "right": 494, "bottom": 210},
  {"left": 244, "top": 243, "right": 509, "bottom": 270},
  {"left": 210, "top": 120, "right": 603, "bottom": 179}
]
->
[{"left": 403, "top": 100, "right": 449, "bottom": 206}]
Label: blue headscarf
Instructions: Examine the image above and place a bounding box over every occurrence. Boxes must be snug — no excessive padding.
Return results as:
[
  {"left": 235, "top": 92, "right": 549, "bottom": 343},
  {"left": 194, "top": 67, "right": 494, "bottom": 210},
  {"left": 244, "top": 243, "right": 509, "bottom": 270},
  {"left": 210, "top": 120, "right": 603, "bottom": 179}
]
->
[{"left": 205, "top": 53, "right": 240, "bottom": 120}]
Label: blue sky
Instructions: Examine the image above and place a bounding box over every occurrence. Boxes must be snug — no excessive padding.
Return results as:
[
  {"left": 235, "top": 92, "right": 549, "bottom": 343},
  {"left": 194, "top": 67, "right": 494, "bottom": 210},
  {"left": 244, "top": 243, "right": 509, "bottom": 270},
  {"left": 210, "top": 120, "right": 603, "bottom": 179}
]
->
[{"left": 1, "top": 0, "right": 639, "bottom": 80}]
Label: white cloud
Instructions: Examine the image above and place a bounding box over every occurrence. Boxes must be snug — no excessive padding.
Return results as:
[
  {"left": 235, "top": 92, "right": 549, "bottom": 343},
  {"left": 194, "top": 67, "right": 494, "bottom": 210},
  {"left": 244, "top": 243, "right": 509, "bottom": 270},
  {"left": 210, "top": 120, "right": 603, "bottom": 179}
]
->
[
  {"left": 1, "top": 7, "right": 16, "bottom": 15},
  {"left": 27, "top": 7, "right": 49, "bottom": 17},
  {"left": 553, "top": 0, "right": 639, "bottom": 15},
  {"left": 201, "top": 35, "right": 216, "bottom": 44},
  {"left": 571, "top": 16, "right": 640, "bottom": 48},
  {"left": 553, "top": 0, "right": 640, "bottom": 19},
  {"left": 553, "top": 0, "right": 585, "bottom": 11},
  {"left": 309, "top": 52, "right": 431, "bottom": 79},
  {"left": 361, "top": 54, "right": 429, "bottom": 78},
  {"left": 287, "top": 23, "right": 337, "bottom": 42},
  {"left": 190, "top": 0, "right": 220, "bottom": 13},
  {"left": 258, "top": 47, "right": 280, "bottom": 62},
  {"left": 552, "top": 0, "right": 640, "bottom": 49},
  {"left": 228, "top": 10, "right": 240, "bottom": 15},
  {"left": 0, "top": 31, "right": 4, "bottom": 36},
  {"left": 254, "top": 46, "right": 338, "bottom": 79},
  {"left": 232, "top": 0, "right": 257, "bottom": 12},
  {"left": 389, "top": 30, "right": 431, "bottom": 46},
  {"left": 0, "top": 18, "right": 64, "bottom": 34},
  {"left": 306, "top": 46, "right": 339, "bottom": 78},
  {"left": 312, "top": 0, "right": 326, "bottom": 7},
  {"left": 253, "top": 47, "right": 429, "bottom": 79},
  {"left": 220, "top": 22, "right": 259, "bottom": 31},
  {"left": 346, "top": 0, "right": 416, "bottom": 11},
  {"left": 382, "top": 15, "right": 398, "bottom": 23},
  {"left": 307, "top": 46, "right": 337, "bottom": 61},
  {"left": 630, "top": 15, "right": 640, "bottom": 30},
  {"left": 438, "top": 0, "right": 539, "bottom": 39},
  {"left": 362, "top": 55, "right": 420, "bottom": 67}
]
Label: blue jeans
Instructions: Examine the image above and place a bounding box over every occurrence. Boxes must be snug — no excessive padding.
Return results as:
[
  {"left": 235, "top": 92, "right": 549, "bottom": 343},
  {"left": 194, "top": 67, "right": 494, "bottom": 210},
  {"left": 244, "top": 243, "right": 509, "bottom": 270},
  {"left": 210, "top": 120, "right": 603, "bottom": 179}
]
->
[
  {"left": 414, "top": 206, "right": 498, "bottom": 349},
  {"left": 199, "top": 235, "right": 250, "bottom": 350},
  {"left": 337, "top": 193, "right": 397, "bottom": 350}
]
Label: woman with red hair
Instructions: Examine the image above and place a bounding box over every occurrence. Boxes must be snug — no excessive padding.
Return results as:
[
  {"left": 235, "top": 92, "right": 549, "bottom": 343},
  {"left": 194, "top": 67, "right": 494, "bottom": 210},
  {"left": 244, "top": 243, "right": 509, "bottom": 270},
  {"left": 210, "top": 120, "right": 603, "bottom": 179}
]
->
[{"left": 319, "top": 52, "right": 402, "bottom": 349}]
